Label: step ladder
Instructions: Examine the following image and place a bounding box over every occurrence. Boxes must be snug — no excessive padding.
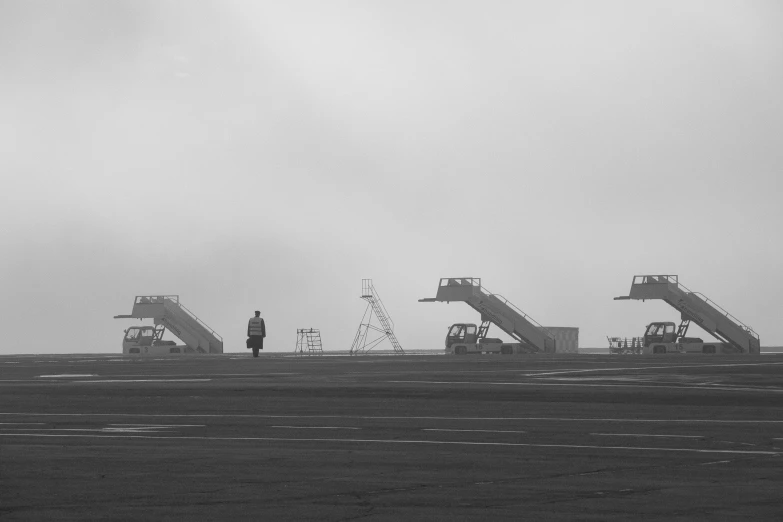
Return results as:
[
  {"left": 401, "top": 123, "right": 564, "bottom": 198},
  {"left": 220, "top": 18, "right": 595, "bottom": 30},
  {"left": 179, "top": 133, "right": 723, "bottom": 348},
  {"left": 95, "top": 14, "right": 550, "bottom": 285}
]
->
[
  {"left": 477, "top": 320, "right": 492, "bottom": 340},
  {"left": 349, "top": 279, "right": 404, "bottom": 355},
  {"left": 295, "top": 329, "right": 323, "bottom": 356},
  {"left": 676, "top": 319, "right": 691, "bottom": 339}
]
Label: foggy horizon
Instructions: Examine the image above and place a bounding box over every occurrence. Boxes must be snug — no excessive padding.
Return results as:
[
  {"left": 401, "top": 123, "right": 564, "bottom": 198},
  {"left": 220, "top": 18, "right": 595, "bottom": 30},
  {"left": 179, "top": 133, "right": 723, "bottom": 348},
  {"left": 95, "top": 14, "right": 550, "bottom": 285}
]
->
[{"left": 2, "top": 0, "right": 782, "bottom": 354}]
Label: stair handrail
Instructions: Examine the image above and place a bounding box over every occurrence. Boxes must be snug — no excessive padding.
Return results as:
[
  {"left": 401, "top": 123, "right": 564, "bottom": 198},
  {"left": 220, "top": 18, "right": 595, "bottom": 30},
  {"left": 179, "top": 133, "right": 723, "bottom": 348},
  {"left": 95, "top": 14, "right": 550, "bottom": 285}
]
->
[
  {"left": 135, "top": 295, "right": 180, "bottom": 304},
  {"left": 478, "top": 285, "right": 555, "bottom": 339},
  {"left": 633, "top": 275, "right": 679, "bottom": 285},
  {"left": 165, "top": 298, "right": 223, "bottom": 342},
  {"left": 686, "top": 291, "right": 759, "bottom": 340},
  {"left": 668, "top": 281, "right": 759, "bottom": 341}
]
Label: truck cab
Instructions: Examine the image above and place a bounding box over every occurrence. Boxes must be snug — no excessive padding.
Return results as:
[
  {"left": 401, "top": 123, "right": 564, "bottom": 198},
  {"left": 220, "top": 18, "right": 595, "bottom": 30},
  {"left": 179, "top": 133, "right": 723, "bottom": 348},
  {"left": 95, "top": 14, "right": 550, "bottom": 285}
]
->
[
  {"left": 123, "top": 325, "right": 180, "bottom": 355},
  {"left": 643, "top": 322, "right": 677, "bottom": 346},
  {"left": 445, "top": 322, "right": 522, "bottom": 355},
  {"left": 642, "top": 321, "right": 724, "bottom": 354},
  {"left": 446, "top": 323, "right": 479, "bottom": 349}
]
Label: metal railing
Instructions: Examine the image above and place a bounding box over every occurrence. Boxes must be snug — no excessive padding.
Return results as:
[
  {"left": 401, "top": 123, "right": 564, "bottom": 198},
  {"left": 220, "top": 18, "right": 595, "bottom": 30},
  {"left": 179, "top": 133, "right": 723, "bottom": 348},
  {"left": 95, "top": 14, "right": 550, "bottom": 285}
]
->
[
  {"left": 485, "top": 290, "right": 556, "bottom": 340},
  {"left": 440, "top": 277, "right": 481, "bottom": 288},
  {"left": 173, "top": 300, "right": 223, "bottom": 342},
  {"left": 686, "top": 291, "right": 759, "bottom": 340},
  {"left": 607, "top": 336, "right": 644, "bottom": 353},
  {"left": 632, "top": 275, "right": 678, "bottom": 285},
  {"left": 135, "top": 295, "right": 179, "bottom": 304}
]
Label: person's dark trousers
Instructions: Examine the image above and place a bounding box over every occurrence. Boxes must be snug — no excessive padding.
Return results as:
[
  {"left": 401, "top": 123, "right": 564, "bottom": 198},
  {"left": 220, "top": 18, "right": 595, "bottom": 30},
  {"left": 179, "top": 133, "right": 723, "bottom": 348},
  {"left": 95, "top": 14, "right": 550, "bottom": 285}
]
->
[{"left": 249, "top": 336, "right": 264, "bottom": 357}]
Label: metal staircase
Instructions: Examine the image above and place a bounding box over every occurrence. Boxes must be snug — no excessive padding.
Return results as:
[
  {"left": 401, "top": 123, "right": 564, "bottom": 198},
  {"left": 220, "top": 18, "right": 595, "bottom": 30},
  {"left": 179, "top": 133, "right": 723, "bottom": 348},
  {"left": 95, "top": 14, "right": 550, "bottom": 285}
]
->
[
  {"left": 615, "top": 275, "right": 760, "bottom": 354},
  {"left": 349, "top": 279, "right": 404, "bottom": 355},
  {"left": 114, "top": 295, "right": 223, "bottom": 353},
  {"left": 295, "top": 329, "right": 323, "bottom": 356},
  {"left": 420, "top": 278, "right": 557, "bottom": 353}
]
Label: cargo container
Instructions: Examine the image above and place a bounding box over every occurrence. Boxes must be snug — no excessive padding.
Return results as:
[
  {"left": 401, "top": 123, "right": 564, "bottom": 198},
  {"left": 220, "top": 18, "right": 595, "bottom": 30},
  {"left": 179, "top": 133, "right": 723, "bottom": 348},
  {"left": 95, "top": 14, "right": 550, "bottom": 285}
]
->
[{"left": 541, "top": 327, "right": 579, "bottom": 353}]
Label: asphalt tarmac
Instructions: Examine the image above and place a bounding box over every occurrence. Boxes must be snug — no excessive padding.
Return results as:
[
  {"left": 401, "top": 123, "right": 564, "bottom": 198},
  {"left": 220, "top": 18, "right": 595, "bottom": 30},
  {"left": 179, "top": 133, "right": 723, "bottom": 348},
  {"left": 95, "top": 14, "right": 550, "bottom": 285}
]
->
[{"left": 2, "top": 353, "right": 783, "bottom": 520}]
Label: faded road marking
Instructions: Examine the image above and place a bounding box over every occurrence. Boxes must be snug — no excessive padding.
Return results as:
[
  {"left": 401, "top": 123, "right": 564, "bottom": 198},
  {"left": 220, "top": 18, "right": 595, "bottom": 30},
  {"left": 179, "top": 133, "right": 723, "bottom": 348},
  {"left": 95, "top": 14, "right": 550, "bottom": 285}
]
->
[
  {"left": 3, "top": 413, "right": 783, "bottom": 423},
  {"left": 72, "top": 379, "right": 212, "bottom": 383},
  {"left": 107, "top": 424, "right": 205, "bottom": 427},
  {"left": 38, "top": 374, "right": 97, "bottom": 378},
  {"left": 520, "top": 361, "right": 783, "bottom": 377},
  {"left": 591, "top": 433, "right": 704, "bottom": 439},
  {"left": 0, "top": 433, "right": 779, "bottom": 456},
  {"left": 271, "top": 426, "right": 361, "bottom": 430},
  {"left": 387, "top": 380, "right": 783, "bottom": 393},
  {"left": 423, "top": 428, "right": 527, "bottom": 434}
]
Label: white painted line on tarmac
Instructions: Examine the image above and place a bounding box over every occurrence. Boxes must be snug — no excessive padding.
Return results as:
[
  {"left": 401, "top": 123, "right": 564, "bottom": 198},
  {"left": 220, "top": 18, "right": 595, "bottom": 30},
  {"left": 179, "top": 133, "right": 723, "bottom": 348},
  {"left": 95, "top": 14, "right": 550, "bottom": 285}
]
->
[
  {"left": 0, "top": 425, "right": 203, "bottom": 433},
  {"left": 72, "top": 379, "right": 212, "bottom": 383},
  {"left": 520, "top": 361, "right": 783, "bottom": 377},
  {"left": 387, "top": 380, "right": 783, "bottom": 393},
  {"left": 69, "top": 373, "right": 299, "bottom": 378},
  {"left": 108, "top": 424, "right": 205, "bottom": 427},
  {"left": 271, "top": 426, "right": 361, "bottom": 430},
  {"left": 0, "top": 433, "right": 779, "bottom": 456},
  {"left": 99, "top": 426, "right": 176, "bottom": 433},
  {"left": 3, "top": 412, "right": 783, "bottom": 423},
  {"left": 591, "top": 433, "right": 704, "bottom": 439},
  {"left": 347, "top": 361, "right": 783, "bottom": 378},
  {"left": 0, "top": 428, "right": 118, "bottom": 432},
  {"left": 701, "top": 460, "right": 732, "bottom": 466},
  {"left": 38, "top": 374, "right": 98, "bottom": 378},
  {"left": 423, "top": 429, "right": 527, "bottom": 434}
]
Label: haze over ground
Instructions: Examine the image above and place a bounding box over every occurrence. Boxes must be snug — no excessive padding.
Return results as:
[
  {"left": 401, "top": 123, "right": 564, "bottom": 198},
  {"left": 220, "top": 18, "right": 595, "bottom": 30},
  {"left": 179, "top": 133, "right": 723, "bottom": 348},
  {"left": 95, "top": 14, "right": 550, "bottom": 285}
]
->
[{"left": 1, "top": 1, "right": 781, "bottom": 354}]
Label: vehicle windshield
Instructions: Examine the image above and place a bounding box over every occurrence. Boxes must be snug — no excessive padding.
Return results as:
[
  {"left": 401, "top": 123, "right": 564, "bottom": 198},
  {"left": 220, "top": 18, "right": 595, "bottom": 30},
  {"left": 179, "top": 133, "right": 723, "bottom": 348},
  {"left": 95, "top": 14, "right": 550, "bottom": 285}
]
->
[
  {"left": 124, "top": 328, "right": 141, "bottom": 341},
  {"left": 646, "top": 324, "right": 666, "bottom": 336},
  {"left": 448, "top": 325, "right": 465, "bottom": 338}
]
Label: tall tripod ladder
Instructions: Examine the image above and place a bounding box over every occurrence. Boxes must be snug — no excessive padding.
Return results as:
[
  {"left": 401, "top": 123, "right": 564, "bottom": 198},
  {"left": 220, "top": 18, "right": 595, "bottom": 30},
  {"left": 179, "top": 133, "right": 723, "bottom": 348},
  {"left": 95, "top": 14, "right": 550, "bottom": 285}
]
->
[{"left": 349, "top": 279, "right": 404, "bottom": 355}]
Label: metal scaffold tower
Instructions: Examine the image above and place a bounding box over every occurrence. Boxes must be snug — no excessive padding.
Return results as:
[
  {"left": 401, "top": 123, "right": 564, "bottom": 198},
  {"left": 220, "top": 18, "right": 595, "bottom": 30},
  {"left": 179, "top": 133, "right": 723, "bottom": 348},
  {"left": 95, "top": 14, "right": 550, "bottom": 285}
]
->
[
  {"left": 349, "top": 279, "right": 404, "bottom": 355},
  {"left": 295, "top": 329, "right": 323, "bottom": 356}
]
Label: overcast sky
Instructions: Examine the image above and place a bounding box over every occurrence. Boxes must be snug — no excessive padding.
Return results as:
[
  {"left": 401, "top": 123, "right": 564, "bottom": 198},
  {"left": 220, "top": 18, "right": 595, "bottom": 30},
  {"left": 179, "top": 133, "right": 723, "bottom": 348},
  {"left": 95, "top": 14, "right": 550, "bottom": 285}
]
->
[{"left": 1, "top": 0, "right": 781, "bottom": 355}]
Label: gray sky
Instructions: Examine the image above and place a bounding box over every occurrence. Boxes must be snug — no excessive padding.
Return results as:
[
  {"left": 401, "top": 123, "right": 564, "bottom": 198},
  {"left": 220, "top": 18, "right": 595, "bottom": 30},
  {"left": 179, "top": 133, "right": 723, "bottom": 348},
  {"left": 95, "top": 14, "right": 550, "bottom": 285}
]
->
[{"left": 1, "top": 0, "right": 782, "bottom": 354}]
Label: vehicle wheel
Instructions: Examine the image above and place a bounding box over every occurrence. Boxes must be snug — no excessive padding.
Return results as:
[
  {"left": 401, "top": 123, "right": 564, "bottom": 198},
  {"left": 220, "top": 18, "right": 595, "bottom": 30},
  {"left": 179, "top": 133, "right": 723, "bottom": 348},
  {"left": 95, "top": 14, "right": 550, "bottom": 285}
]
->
[
  {"left": 252, "top": 347, "right": 259, "bottom": 357},
  {"left": 653, "top": 345, "right": 666, "bottom": 354}
]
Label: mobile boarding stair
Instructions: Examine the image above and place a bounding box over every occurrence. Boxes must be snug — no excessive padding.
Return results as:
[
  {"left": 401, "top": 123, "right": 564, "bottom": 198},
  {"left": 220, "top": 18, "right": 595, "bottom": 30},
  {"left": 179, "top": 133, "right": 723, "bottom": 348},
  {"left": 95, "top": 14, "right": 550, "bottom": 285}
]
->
[
  {"left": 115, "top": 295, "right": 223, "bottom": 354},
  {"left": 419, "top": 277, "right": 556, "bottom": 353},
  {"left": 614, "top": 275, "right": 760, "bottom": 355}
]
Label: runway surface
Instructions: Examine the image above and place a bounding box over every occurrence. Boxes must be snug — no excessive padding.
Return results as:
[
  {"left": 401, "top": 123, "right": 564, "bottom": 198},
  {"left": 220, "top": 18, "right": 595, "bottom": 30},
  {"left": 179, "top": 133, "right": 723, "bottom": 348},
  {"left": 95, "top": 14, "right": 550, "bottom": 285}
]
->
[{"left": 2, "top": 353, "right": 783, "bottom": 520}]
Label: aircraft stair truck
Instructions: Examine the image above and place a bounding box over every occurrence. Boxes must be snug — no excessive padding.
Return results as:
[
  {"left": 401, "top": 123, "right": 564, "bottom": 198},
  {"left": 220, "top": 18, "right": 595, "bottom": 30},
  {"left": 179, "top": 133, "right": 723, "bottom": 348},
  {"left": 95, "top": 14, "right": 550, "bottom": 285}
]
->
[
  {"left": 419, "top": 277, "right": 557, "bottom": 354},
  {"left": 614, "top": 275, "right": 760, "bottom": 355},
  {"left": 120, "top": 324, "right": 180, "bottom": 355},
  {"left": 114, "top": 295, "right": 224, "bottom": 355}
]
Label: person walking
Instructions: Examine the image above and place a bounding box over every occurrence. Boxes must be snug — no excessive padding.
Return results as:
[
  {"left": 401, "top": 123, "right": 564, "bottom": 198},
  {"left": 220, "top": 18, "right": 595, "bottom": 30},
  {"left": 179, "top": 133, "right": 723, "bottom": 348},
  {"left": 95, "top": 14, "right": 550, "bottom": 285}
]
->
[{"left": 247, "top": 311, "right": 266, "bottom": 357}]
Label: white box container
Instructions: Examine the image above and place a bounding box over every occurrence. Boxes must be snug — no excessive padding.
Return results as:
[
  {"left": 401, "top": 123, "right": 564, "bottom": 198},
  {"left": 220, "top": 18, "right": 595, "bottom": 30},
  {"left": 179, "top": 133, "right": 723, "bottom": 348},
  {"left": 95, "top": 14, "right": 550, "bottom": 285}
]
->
[{"left": 540, "top": 327, "right": 579, "bottom": 353}]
